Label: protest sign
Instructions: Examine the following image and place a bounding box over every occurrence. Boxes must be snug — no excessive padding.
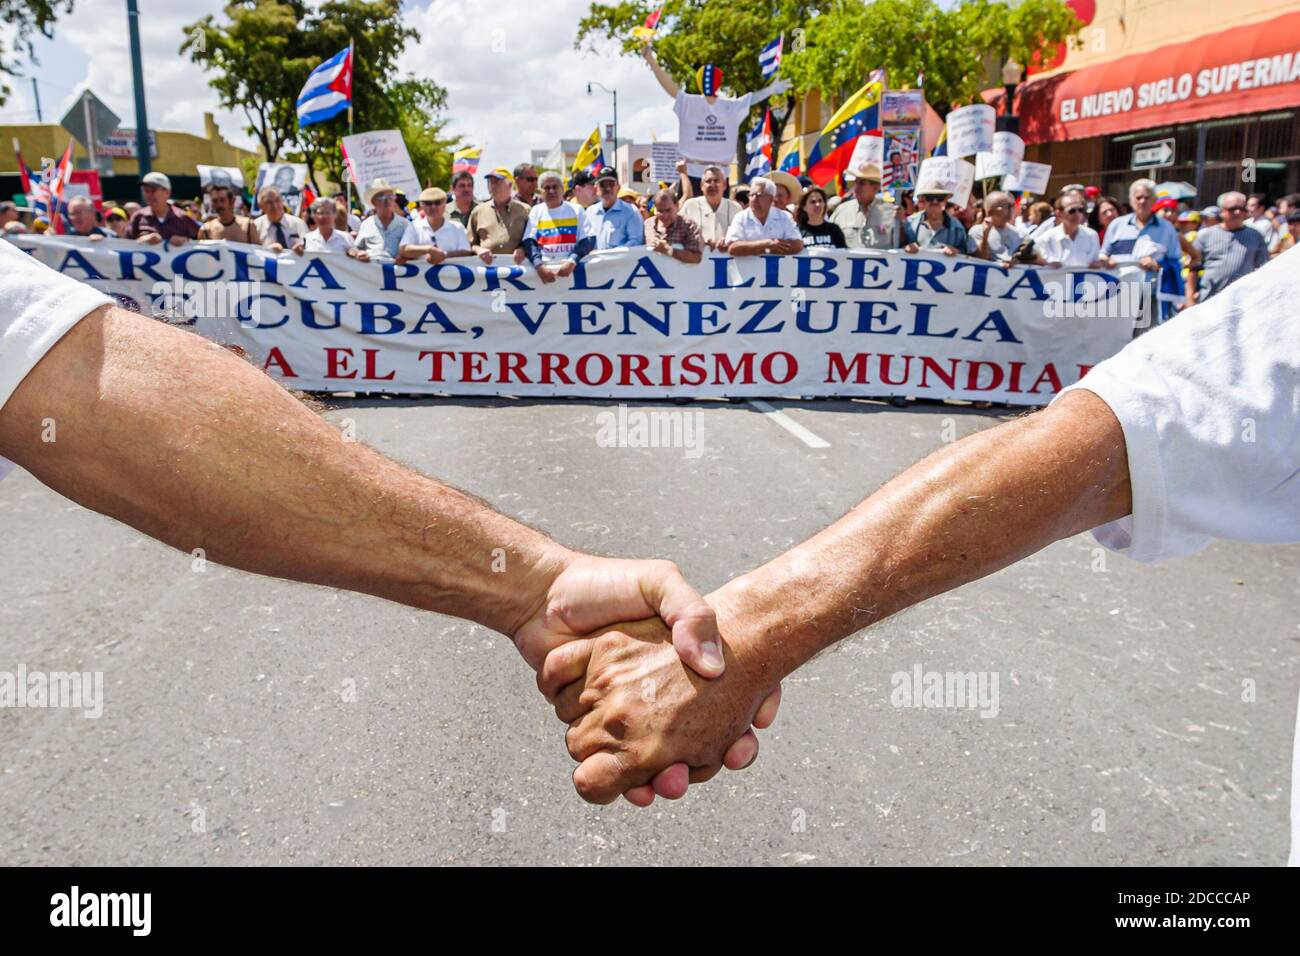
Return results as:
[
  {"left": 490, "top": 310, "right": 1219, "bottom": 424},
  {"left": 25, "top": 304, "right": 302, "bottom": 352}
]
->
[
  {"left": 342, "top": 129, "right": 420, "bottom": 198},
  {"left": 944, "top": 104, "right": 996, "bottom": 156}
]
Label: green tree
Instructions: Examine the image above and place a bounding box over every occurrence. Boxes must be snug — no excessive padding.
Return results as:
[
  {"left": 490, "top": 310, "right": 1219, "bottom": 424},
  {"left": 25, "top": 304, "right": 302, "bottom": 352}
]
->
[
  {"left": 182, "top": 0, "right": 316, "bottom": 162},
  {"left": 782, "top": 0, "right": 1083, "bottom": 117},
  {"left": 0, "top": 0, "right": 75, "bottom": 105},
  {"left": 292, "top": 0, "right": 459, "bottom": 191}
]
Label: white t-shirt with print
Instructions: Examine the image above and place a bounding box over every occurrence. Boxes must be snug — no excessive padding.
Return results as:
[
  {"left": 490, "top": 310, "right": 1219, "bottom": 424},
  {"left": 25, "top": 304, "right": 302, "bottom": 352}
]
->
[
  {"left": 0, "top": 239, "right": 112, "bottom": 480},
  {"left": 1057, "top": 245, "right": 1300, "bottom": 864},
  {"left": 674, "top": 91, "right": 753, "bottom": 176},
  {"left": 523, "top": 201, "right": 588, "bottom": 261}
]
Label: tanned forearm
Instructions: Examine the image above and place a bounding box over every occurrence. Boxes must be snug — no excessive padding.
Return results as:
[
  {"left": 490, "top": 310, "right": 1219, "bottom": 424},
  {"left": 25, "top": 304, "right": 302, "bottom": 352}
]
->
[
  {"left": 711, "top": 389, "right": 1132, "bottom": 685},
  {"left": 0, "top": 306, "right": 566, "bottom": 636}
]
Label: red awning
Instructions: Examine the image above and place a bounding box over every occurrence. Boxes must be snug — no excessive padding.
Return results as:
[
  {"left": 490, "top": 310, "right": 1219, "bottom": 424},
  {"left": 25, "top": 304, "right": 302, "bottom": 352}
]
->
[{"left": 995, "top": 10, "right": 1300, "bottom": 144}]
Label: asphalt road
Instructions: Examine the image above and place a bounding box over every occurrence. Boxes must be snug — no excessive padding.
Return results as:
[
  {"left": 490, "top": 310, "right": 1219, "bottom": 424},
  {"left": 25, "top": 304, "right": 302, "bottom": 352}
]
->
[{"left": 2, "top": 396, "right": 1297, "bottom": 865}]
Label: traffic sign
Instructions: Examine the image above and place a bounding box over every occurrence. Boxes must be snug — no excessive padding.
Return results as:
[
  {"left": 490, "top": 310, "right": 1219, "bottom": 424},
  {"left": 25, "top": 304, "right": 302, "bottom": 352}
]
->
[{"left": 1131, "top": 138, "right": 1175, "bottom": 170}]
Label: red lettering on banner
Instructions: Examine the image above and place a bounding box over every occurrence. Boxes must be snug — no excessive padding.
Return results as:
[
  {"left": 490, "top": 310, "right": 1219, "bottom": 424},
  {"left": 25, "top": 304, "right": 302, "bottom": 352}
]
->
[
  {"left": 418, "top": 350, "right": 453, "bottom": 382},
  {"left": 1006, "top": 360, "right": 1025, "bottom": 393},
  {"left": 462, "top": 351, "right": 490, "bottom": 383},
  {"left": 1076, "top": 363, "right": 1093, "bottom": 379},
  {"left": 263, "top": 347, "right": 297, "bottom": 377},
  {"left": 577, "top": 354, "right": 614, "bottom": 386},
  {"left": 499, "top": 352, "right": 533, "bottom": 383},
  {"left": 539, "top": 353, "right": 574, "bottom": 385},
  {"left": 680, "top": 353, "right": 707, "bottom": 386},
  {"left": 825, "top": 352, "right": 871, "bottom": 384},
  {"left": 879, "top": 354, "right": 913, "bottom": 386},
  {"left": 363, "top": 349, "right": 395, "bottom": 381},
  {"left": 760, "top": 352, "right": 797, "bottom": 385},
  {"left": 619, "top": 354, "right": 653, "bottom": 386},
  {"left": 326, "top": 347, "right": 357, "bottom": 379},
  {"left": 918, "top": 356, "right": 959, "bottom": 390},
  {"left": 965, "top": 361, "right": 1003, "bottom": 391},
  {"left": 714, "top": 352, "right": 755, "bottom": 385},
  {"left": 1027, "top": 363, "right": 1062, "bottom": 394}
]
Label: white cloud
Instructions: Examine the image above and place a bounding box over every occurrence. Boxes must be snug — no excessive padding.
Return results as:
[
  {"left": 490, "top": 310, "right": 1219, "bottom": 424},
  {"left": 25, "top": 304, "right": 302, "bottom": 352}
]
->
[{"left": 2, "top": 0, "right": 682, "bottom": 183}]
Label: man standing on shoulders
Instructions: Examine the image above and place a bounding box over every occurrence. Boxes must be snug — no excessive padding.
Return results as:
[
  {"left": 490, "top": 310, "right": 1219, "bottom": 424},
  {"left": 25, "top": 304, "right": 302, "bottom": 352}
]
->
[
  {"left": 584, "top": 169, "right": 644, "bottom": 251},
  {"left": 467, "top": 169, "right": 530, "bottom": 265},
  {"left": 1188, "top": 190, "right": 1270, "bottom": 305},
  {"left": 644, "top": 188, "right": 703, "bottom": 264},
  {"left": 447, "top": 171, "right": 478, "bottom": 229},
  {"left": 399, "top": 187, "right": 473, "bottom": 264},
  {"left": 126, "top": 172, "right": 199, "bottom": 247},
  {"left": 830, "top": 162, "right": 898, "bottom": 250},
  {"left": 521, "top": 171, "right": 594, "bottom": 283},
  {"left": 199, "top": 185, "right": 258, "bottom": 243},
  {"left": 254, "top": 187, "right": 308, "bottom": 253},
  {"left": 719, "top": 176, "right": 803, "bottom": 257}
]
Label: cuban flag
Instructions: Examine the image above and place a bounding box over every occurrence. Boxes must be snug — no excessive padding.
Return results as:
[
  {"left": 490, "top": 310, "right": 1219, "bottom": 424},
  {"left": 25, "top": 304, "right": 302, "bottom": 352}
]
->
[
  {"left": 297, "top": 45, "right": 353, "bottom": 128},
  {"left": 744, "top": 109, "right": 772, "bottom": 179},
  {"left": 759, "top": 34, "right": 783, "bottom": 79}
]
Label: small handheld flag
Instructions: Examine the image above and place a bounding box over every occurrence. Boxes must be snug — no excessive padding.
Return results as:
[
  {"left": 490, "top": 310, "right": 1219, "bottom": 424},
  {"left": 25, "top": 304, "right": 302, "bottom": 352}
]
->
[
  {"left": 452, "top": 147, "right": 483, "bottom": 175},
  {"left": 744, "top": 109, "right": 773, "bottom": 179},
  {"left": 759, "top": 34, "right": 784, "bottom": 79},
  {"left": 632, "top": 5, "right": 664, "bottom": 42},
  {"left": 297, "top": 45, "right": 353, "bottom": 128}
]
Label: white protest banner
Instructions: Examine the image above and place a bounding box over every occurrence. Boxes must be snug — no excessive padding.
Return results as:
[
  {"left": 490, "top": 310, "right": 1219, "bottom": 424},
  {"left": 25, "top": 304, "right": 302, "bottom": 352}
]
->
[
  {"left": 12, "top": 236, "right": 1144, "bottom": 407},
  {"left": 1004, "top": 160, "right": 1051, "bottom": 195},
  {"left": 982, "top": 131, "right": 1025, "bottom": 180},
  {"left": 950, "top": 158, "right": 977, "bottom": 208},
  {"left": 197, "top": 165, "right": 246, "bottom": 191},
  {"left": 917, "top": 156, "right": 956, "bottom": 192},
  {"left": 847, "top": 130, "right": 883, "bottom": 172},
  {"left": 944, "top": 103, "right": 995, "bottom": 157},
  {"left": 342, "top": 129, "right": 420, "bottom": 198}
]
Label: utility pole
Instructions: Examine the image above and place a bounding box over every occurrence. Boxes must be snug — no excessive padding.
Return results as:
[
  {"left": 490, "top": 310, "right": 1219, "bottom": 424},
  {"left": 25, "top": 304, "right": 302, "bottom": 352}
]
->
[
  {"left": 126, "top": 0, "right": 151, "bottom": 175},
  {"left": 31, "top": 78, "right": 42, "bottom": 121}
]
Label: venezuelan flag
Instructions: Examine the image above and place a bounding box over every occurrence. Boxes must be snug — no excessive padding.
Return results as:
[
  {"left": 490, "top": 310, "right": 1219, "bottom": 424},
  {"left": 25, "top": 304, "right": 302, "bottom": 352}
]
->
[
  {"left": 452, "top": 146, "right": 483, "bottom": 174},
  {"left": 930, "top": 125, "right": 948, "bottom": 157},
  {"left": 572, "top": 126, "right": 605, "bottom": 176},
  {"left": 805, "top": 81, "right": 882, "bottom": 188}
]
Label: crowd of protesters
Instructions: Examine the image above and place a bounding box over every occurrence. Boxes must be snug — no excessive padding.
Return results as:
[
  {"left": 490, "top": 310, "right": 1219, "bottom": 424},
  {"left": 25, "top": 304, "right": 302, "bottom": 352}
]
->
[{"left": 5, "top": 156, "right": 1295, "bottom": 313}]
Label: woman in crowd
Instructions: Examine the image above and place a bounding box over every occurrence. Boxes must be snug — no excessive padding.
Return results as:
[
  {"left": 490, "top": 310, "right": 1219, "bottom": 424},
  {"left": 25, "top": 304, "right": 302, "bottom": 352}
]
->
[
  {"left": 1089, "top": 195, "right": 1122, "bottom": 242},
  {"left": 795, "top": 187, "right": 846, "bottom": 249}
]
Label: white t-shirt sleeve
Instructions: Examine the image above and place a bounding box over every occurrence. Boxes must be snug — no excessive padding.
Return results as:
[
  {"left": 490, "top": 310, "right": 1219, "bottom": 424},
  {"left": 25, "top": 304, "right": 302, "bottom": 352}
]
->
[
  {"left": 0, "top": 240, "right": 113, "bottom": 414},
  {"left": 1056, "top": 245, "right": 1300, "bottom": 562},
  {"left": 0, "top": 239, "right": 113, "bottom": 478}
]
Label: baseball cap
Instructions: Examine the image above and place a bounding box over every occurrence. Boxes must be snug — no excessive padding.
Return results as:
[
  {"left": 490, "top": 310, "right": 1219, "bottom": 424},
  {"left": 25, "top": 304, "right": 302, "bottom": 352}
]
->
[
  {"left": 571, "top": 170, "right": 595, "bottom": 187},
  {"left": 595, "top": 168, "right": 619, "bottom": 185},
  {"left": 1152, "top": 197, "right": 1178, "bottom": 211},
  {"left": 106, "top": 206, "right": 128, "bottom": 220},
  {"left": 141, "top": 171, "right": 171, "bottom": 190},
  {"left": 485, "top": 167, "right": 513, "bottom": 181},
  {"left": 1177, "top": 209, "right": 1200, "bottom": 223},
  {"left": 1201, "top": 205, "right": 1221, "bottom": 217}
]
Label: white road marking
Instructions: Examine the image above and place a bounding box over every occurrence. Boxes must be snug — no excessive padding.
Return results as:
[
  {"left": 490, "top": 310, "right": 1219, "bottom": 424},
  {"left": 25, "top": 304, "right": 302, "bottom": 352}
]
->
[{"left": 746, "top": 400, "right": 831, "bottom": 449}]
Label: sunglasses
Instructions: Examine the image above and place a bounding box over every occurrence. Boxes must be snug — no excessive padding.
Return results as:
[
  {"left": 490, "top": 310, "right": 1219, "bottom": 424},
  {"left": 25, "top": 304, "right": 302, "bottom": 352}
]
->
[
  {"left": 1221, "top": 205, "right": 1246, "bottom": 213},
  {"left": 1061, "top": 205, "right": 1086, "bottom": 215}
]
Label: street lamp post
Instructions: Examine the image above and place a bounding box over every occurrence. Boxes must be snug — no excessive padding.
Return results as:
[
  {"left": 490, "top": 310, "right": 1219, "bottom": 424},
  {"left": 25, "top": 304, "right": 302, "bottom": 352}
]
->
[
  {"left": 586, "top": 81, "right": 618, "bottom": 177},
  {"left": 998, "top": 58, "right": 1023, "bottom": 135},
  {"left": 126, "top": 0, "right": 151, "bottom": 176}
]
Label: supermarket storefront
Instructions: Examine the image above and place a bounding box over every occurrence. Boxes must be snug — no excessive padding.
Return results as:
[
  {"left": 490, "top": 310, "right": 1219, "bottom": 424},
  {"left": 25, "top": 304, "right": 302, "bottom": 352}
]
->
[{"left": 994, "top": 9, "right": 1300, "bottom": 200}]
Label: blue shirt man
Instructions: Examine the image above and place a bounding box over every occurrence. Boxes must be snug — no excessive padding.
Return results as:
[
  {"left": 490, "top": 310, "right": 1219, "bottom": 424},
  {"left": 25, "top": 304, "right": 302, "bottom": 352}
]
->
[{"left": 584, "top": 170, "right": 645, "bottom": 250}]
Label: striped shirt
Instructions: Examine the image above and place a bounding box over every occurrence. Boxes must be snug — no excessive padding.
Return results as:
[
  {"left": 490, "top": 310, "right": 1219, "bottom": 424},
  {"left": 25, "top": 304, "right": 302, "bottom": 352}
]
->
[
  {"left": 524, "top": 201, "right": 588, "bottom": 260},
  {"left": 1193, "top": 225, "right": 1270, "bottom": 301}
]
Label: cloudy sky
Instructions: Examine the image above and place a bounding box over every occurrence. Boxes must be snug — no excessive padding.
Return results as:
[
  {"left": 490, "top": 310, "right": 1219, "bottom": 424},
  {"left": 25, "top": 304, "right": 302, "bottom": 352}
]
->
[{"left": 0, "top": 0, "right": 680, "bottom": 181}]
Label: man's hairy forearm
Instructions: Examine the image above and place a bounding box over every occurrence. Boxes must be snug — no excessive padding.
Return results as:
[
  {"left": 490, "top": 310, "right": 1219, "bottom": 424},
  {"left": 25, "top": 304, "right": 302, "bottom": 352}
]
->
[
  {"left": 0, "top": 307, "right": 565, "bottom": 635},
  {"left": 713, "top": 390, "right": 1132, "bottom": 682}
]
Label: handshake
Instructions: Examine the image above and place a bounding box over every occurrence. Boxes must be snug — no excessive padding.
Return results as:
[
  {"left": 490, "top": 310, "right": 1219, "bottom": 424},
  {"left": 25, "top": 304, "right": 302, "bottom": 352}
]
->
[{"left": 507, "top": 548, "right": 791, "bottom": 806}]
